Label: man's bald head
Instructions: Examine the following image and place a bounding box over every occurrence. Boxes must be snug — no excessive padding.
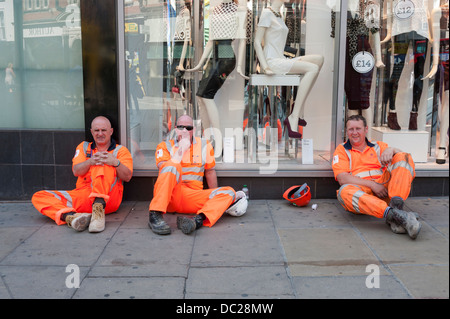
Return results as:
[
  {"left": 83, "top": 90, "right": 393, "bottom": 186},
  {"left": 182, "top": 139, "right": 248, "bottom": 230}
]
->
[{"left": 91, "top": 116, "right": 112, "bottom": 129}]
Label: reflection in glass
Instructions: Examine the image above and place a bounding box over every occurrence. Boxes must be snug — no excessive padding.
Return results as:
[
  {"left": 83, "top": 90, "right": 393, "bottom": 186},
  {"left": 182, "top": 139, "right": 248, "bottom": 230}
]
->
[{"left": 0, "top": 0, "right": 84, "bottom": 129}]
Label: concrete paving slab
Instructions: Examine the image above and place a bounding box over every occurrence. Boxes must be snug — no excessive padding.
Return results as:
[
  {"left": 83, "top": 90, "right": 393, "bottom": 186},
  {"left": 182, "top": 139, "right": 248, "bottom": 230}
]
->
[
  {"left": 0, "top": 223, "right": 121, "bottom": 266},
  {"left": 185, "top": 266, "right": 294, "bottom": 299},
  {"left": 269, "top": 199, "right": 351, "bottom": 229},
  {"left": 0, "top": 265, "right": 89, "bottom": 299},
  {"left": 0, "top": 275, "right": 11, "bottom": 298},
  {"left": 0, "top": 202, "right": 49, "bottom": 227},
  {"left": 91, "top": 228, "right": 193, "bottom": 277},
  {"left": 351, "top": 222, "right": 449, "bottom": 265},
  {"left": 0, "top": 227, "right": 38, "bottom": 261},
  {"left": 404, "top": 197, "right": 449, "bottom": 227},
  {"left": 191, "top": 222, "right": 285, "bottom": 267},
  {"left": 388, "top": 265, "right": 449, "bottom": 299},
  {"left": 73, "top": 277, "right": 185, "bottom": 299},
  {"left": 279, "top": 228, "right": 382, "bottom": 277},
  {"left": 292, "top": 275, "right": 411, "bottom": 299}
]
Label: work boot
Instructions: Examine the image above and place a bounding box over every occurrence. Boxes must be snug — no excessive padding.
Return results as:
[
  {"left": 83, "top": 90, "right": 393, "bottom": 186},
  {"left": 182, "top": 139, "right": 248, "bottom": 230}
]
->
[
  {"left": 177, "top": 214, "right": 205, "bottom": 235},
  {"left": 389, "top": 197, "right": 405, "bottom": 210},
  {"left": 385, "top": 208, "right": 421, "bottom": 239},
  {"left": 89, "top": 202, "right": 105, "bottom": 233},
  {"left": 148, "top": 211, "right": 171, "bottom": 235},
  {"left": 65, "top": 213, "right": 91, "bottom": 232}
]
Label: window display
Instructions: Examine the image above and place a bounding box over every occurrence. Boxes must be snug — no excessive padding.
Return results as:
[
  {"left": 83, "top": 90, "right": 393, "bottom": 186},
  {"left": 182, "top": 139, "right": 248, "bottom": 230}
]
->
[
  {"left": 429, "top": 1, "right": 448, "bottom": 164},
  {"left": 254, "top": 0, "right": 324, "bottom": 139},
  {"left": 183, "top": 0, "right": 248, "bottom": 157},
  {"left": 330, "top": 0, "right": 385, "bottom": 130},
  {"left": 122, "top": 0, "right": 448, "bottom": 173}
]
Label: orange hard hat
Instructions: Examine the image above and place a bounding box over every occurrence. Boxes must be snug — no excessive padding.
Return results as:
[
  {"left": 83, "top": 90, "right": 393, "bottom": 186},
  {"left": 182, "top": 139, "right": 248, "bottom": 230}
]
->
[{"left": 283, "top": 183, "right": 311, "bottom": 207}]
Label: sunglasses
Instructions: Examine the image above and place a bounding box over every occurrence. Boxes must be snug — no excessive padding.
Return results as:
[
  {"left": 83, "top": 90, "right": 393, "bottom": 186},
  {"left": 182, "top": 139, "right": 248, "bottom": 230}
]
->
[{"left": 176, "top": 125, "right": 194, "bottom": 131}]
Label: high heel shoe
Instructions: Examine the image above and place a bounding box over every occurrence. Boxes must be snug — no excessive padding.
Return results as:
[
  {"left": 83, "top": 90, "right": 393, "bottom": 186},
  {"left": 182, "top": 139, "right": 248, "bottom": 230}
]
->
[{"left": 284, "top": 117, "right": 302, "bottom": 139}]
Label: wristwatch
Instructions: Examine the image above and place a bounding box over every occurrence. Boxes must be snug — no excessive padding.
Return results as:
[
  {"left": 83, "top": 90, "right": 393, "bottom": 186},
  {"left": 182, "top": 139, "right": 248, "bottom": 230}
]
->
[{"left": 114, "top": 160, "right": 121, "bottom": 167}]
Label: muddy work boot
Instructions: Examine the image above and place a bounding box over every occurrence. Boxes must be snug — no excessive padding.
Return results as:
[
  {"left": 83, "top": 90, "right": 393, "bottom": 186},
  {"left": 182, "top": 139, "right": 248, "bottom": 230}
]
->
[
  {"left": 89, "top": 202, "right": 106, "bottom": 233},
  {"left": 148, "top": 211, "right": 171, "bottom": 235},
  {"left": 177, "top": 214, "right": 205, "bottom": 235},
  {"left": 65, "top": 213, "right": 91, "bottom": 232},
  {"left": 385, "top": 208, "right": 422, "bottom": 239}
]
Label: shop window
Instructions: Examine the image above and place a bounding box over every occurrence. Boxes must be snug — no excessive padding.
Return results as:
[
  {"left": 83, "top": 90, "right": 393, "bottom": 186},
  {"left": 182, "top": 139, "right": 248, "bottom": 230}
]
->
[
  {"left": 122, "top": 0, "right": 449, "bottom": 171},
  {"left": 123, "top": 0, "right": 341, "bottom": 172},
  {"left": 0, "top": 0, "right": 84, "bottom": 129}
]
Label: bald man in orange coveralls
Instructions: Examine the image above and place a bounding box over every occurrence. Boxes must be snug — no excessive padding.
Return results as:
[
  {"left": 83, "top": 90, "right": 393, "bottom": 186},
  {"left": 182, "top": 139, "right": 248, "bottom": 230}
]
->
[
  {"left": 148, "top": 115, "right": 236, "bottom": 235},
  {"left": 32, "top": 116, "right": 133, "bottom": 233},
  {"left": 332, "top": 115, "right": 422, "bottom": 239}
]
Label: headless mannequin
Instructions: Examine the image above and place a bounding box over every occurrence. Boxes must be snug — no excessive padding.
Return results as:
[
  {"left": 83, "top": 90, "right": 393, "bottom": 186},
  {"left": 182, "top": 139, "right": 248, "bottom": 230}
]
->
[
  {"left": 423, "top": 2, "right": 449, "bottom": 163},
  {"left": 382, "top": 0, "right": 431, "bottom": 130},
  {"left": 182, "top": 0, "right": 247, "bottom": 157},
  {"left": 254, "top": 0, "right": 324, "bottom": 138},
  {"left": 341, "top": 0, "right": 385, "bottom": 125}
]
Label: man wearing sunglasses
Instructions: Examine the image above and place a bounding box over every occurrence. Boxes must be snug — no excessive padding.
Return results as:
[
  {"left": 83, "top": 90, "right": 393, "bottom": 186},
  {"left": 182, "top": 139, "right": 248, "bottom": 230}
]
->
[{"left": 148, "top": 115, "right": 237, "bottom": 235}]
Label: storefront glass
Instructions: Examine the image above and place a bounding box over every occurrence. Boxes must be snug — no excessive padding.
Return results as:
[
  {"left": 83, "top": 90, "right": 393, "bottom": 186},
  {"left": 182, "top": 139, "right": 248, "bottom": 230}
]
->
[
  {"left": 124, "top": 0, "right": 342, "bottom": 173},
  {"left": 0, "top": 0, "right": 84, "bottom": 129},
  {"left": 122, "top": 0, "right": 449, "bottom": 172}
]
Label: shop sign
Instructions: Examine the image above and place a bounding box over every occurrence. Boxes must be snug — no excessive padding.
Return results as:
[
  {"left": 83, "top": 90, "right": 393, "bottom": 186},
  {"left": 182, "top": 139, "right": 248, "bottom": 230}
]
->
[
  {"left": 126, "top": 23, "right": 139, "bottom": 33},
  {"left": 23, "top": 27, "right": 63, "bottom": 38}
]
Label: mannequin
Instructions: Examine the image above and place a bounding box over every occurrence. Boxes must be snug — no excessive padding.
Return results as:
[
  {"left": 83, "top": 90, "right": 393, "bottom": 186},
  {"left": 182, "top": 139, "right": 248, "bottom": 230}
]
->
[
  {"left": 423, "top": 1, "right": 449, "bottom": 163},
  {"left": 172, "top": 0, "right": 192, "bottom": 106},
  {"left": 330, "top": 0, "right": 385, "bottom": 124},
  {"left": 254, "top": 0, "right": 324, "bottom": 139},
  {"left": 182, "top": 0, "right": 247, "bottom": 157},
  {"left": 382, "top": 0, "right": 431, "bottom": 130}
]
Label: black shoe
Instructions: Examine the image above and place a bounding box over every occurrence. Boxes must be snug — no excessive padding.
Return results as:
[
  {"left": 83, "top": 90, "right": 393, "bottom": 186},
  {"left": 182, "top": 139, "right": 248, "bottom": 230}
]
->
[
  {"left": 148, "top": 211, "right": 171, "bottom": 235},
  {"left": 177, "top": 214, "right": 205, "bottom": 235}
]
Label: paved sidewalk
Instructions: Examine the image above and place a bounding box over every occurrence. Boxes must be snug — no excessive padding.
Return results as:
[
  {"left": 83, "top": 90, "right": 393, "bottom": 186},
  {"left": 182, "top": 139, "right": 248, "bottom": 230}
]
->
[{"left": 0, "top": 197, "right": 448, "bottom": 299}]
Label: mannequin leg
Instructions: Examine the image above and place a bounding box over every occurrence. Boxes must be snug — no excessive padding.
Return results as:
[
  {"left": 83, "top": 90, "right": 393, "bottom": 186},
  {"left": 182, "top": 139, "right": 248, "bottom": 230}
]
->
[
  {"left": 198, "top": 97, "right": 222, "bottom": 157},
  {"left": 437, "top": 90, "right": 449, "bottom": 164},
  {"left": 387, "top": 36, "right": 409, "bottom": 130},
  {"left": 287, "top": 55, "right": 324, "bottom": 132}
]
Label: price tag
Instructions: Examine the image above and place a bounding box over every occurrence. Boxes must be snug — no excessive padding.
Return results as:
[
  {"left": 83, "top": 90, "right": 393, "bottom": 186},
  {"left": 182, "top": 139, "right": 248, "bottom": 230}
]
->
[
  {"left": 352, "top": 51, "right": 375, "bottom": 74},
  {"left": 395, "top": 0, "right": 415, "bottom": 20}
]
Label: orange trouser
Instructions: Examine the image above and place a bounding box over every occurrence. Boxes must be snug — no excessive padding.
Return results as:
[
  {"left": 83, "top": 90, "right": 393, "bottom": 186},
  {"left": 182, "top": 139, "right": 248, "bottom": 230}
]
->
[
  {"left": 337, "top": 152, "right": 415, "bottom": 218},
  {"left": 149, "top": 161, "right": 236, "bottom": 227},
  {"left": 32, "top": 165, "right": 123, "bottom": 225}
]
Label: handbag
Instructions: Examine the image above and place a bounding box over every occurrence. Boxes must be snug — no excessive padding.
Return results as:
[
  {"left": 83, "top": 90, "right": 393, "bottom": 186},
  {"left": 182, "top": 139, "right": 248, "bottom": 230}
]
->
[{"left": 284, "top": 46, "right": 298, "bottom": 59}]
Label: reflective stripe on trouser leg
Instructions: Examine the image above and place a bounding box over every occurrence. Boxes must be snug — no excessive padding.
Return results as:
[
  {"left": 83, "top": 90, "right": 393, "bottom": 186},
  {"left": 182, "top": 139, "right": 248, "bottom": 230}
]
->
[
  {"left": 201, "top": 187, "right": 236, "bottom": 227},
  {"left": 384, "top": 152, "right": 415, "bottom": 200},
  {"left": 337, "top": 184, "right": 388, "bottom": 218},
  {"left": 149, "top": 161, "right": 182, "bottom": 213},
  {"left": 169, "top": 186, "right": 236, "bottom": 227},
  {"left": 32, "top": 190, "right": 78, "bottom": 225}
]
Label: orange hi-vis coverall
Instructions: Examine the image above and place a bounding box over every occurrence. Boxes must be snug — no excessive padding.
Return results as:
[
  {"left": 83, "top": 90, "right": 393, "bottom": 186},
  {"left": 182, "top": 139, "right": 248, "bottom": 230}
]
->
[
  {"left": 32, "top": 140, "right": 133, "bottom": 225},
  {"left": 332, "top": 139, "right": 415, "bottom": 218},
  {"left": 149, "top": 136, "right": 236, "bottom": 227}
]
